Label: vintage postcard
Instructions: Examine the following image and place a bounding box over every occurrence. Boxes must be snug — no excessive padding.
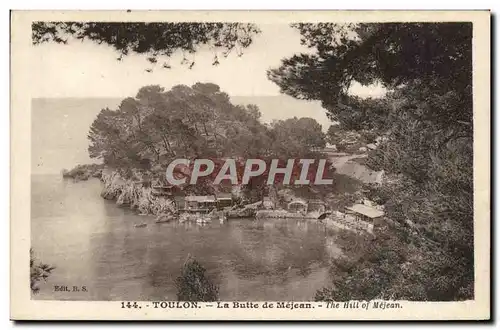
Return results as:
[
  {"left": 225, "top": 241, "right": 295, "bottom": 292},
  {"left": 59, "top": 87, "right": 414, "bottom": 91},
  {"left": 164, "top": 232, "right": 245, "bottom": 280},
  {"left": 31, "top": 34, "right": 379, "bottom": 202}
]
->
[{"left": 10, "top": 10, "right": 490, "bottom": 320}]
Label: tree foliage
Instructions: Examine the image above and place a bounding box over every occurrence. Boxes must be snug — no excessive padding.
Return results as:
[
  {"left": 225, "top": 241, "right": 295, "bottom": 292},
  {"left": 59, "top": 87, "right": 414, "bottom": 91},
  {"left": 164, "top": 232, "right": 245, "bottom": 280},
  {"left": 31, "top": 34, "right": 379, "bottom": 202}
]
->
[
  {"left": 271, "top": 117, "right": 326, "bottom": 152},
  {"left": 175, "top": 257, "right": 219, "bottom": 301},
  {"left": 269, "top": 23, "right": 471, "bottom": 101},
  {"left": 268, "top": 23, "right": 471, "bottom": 134},
  {"left": 88, "top": 83, "right": 328, "bottom": 196},
  {"left": 88, "top": 83, "right": 266, "bottom": 167},
  {"left": 30, "top": 249, "right": 55, "bottom": 294},
  {"left": 269, "top": 22, "right": 473, "bottom": 301},
  {"left": 315, "top": 226, "right": 473, "bottom": 301},
  {"left": 32, "top": 22, "right": 261, "bottom": 68}
]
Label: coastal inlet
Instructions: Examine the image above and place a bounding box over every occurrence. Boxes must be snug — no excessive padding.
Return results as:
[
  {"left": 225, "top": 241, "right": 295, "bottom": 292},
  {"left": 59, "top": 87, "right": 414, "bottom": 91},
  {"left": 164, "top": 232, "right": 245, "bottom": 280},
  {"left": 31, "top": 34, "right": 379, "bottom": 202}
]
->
[{"left": 31, "top": 174, "right": 342, "bottom": 301}]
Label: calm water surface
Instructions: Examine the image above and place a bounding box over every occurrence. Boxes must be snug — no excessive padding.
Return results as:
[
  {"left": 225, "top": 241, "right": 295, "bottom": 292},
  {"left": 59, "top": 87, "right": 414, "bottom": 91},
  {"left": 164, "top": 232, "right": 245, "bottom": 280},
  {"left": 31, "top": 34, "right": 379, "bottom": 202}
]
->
[{"left": 31, "top": 175, "right": 340, "bottom": 301}]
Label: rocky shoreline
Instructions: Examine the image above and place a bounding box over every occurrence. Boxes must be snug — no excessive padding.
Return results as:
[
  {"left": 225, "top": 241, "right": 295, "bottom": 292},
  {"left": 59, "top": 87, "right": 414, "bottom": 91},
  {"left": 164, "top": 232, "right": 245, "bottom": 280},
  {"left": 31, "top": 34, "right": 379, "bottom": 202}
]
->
[
  {"left": 100, "top": 170, "right": 176, "bottom": 217},
  {"left": 62, "top": 160, "right": 370, "bottom": 224},
  {"left": 61, "top": 164, "right": 104, "bottom": 181},
  {"left": 63, "top": 165, "right": 177, "bottom": 218}
]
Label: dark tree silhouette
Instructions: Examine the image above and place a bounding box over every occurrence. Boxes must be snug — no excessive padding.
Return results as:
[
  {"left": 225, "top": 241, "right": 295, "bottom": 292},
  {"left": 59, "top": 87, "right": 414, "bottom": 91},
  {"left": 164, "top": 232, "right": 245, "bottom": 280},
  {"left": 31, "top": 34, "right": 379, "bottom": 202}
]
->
[
  {"left": 32, "top": 22, "right": 261, "bottom": 67},
  {"left": 175, "top": 257, "right": 219, "bottom": 301},
  {"left": 30, "top": 249, "right": 55, "bottom": 294},
  {"left": 269, "top": 22, "right": 474, "bottom": 301}
]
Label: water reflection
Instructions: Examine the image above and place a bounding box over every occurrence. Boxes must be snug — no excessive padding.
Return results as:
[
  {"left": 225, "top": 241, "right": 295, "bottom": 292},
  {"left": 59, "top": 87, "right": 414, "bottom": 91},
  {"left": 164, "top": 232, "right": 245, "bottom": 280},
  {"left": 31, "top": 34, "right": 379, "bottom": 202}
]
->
[{"left": 32, "top": 175, "right": 341, "bottom": 301}]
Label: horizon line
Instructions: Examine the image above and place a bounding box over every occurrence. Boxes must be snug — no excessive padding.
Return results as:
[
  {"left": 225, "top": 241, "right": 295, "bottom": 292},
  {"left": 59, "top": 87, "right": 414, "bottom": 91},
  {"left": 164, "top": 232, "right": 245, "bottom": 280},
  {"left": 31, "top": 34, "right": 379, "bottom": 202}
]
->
[{"left": 31, "top": 94, "right": 315, "bottom": 100}]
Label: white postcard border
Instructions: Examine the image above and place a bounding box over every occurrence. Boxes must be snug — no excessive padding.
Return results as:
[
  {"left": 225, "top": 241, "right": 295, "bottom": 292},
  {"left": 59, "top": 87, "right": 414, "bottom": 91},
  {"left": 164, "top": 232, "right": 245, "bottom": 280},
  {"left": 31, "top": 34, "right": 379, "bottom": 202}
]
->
[{"left": 10, "top": 10, "right": 491, "bottom": 320}]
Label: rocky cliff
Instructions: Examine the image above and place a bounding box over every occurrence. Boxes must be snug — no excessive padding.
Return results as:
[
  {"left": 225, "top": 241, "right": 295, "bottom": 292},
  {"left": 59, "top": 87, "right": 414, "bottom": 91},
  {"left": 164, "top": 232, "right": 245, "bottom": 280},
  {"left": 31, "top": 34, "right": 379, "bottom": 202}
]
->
[{"left": 100, "top": 170, "right": 176, "bottom": 216}]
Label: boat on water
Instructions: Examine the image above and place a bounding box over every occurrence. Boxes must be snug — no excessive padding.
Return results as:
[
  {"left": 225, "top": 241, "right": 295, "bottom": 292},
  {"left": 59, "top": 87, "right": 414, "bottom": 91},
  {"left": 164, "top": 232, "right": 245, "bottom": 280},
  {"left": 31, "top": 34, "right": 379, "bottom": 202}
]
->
[
  {"left": 178, "top": 213, "right": 191, "bottom": 223},
  {"left": 134, "top": 223, "right": 147, "bottom": 228},
  {"left": 178, "top": 212, "right": 212, "bottom": 224},
  {"left": 196, "top": 216, "right": 212, "bottom": 224}
]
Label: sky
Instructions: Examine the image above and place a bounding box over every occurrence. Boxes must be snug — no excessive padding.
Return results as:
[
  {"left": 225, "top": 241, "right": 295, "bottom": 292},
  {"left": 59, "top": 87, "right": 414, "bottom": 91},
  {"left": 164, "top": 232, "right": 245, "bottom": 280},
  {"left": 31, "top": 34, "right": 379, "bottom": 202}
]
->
[{"left": 30, "top": 24, "right": 386, "bottom": 99}]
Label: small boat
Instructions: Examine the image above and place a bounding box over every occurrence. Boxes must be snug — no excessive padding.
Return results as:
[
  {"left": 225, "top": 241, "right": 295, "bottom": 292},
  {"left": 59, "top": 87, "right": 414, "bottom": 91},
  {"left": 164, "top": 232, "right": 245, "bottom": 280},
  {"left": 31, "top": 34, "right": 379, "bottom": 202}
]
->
[
  {"left": 196, "top": 216, "right": 212, "bottom": 224},
  {"left": 134, "top": 223, "right": 147, "bottom": 228}
]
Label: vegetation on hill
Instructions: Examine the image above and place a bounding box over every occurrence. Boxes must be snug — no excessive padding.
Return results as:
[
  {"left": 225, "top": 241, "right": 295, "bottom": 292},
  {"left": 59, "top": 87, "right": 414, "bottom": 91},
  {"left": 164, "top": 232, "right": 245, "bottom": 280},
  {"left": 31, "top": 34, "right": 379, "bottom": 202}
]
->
[{"left": 86, "top": 82, "right": 329, "bottom": 200}]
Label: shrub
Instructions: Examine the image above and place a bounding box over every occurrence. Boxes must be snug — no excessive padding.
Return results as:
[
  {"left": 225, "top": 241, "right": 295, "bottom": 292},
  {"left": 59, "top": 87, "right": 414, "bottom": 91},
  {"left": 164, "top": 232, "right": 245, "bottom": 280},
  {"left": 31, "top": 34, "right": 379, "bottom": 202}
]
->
[
  {"left": 175, "top": 257, "right": 219, "bottom": 301},
  {"left": 30, "top": 249, "right": 55, "bottom": 294}
]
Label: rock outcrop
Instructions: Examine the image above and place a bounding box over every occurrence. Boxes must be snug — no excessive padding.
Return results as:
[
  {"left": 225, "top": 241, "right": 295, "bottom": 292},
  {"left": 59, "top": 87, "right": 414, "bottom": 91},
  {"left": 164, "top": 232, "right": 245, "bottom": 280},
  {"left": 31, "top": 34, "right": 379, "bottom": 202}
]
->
[
  {"left": 100, "top": 170, "right": 176, "bottom": 216},
  {"left": 62, "top": 163, "right": 103, "bottom": 181}
]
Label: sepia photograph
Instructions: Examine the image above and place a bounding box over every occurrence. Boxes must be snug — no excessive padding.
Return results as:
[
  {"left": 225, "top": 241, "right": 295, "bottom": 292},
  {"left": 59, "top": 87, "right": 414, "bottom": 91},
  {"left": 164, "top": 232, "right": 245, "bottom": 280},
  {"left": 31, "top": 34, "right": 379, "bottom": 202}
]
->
[{"left": 10, "top": 10, "right": 490, "bottom": 320}]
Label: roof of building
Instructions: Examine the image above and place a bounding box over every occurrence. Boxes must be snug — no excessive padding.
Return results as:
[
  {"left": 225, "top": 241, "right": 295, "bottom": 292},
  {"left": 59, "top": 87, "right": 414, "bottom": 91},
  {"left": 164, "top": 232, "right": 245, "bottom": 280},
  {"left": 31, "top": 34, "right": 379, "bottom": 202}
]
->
[
  {"left": 346, "top": 204, "right": 384, "bottom": 218},
  {"left": 308, "top": 199, "right": 325, "bottom": 205},
  {"left": 173, "top": 196, "right": 185, "bottom": 204},
  {"left": 216, "top": 193, "right": 232, "bottom": 200},
  {"left": 288, "top": 200, "right": 308, "bottom": 206},
  {"left": 152, "top": 185, "right": 174, "bottom": 189},
  {"left": 185, "top": 196, "right": 216, "bottom": 202}
]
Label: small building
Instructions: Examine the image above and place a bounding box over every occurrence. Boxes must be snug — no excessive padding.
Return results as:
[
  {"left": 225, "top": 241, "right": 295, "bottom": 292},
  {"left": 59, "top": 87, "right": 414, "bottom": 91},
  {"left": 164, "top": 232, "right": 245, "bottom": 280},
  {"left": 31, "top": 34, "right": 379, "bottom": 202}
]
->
[
  {"left": 307, "top": 200, "right": 326, "bottom": 213},
  {"left": 288, "top": 200, "right": 308, "bottom": 213},
  {"left": 151, "top": 184, "right": 174, "bottom": 197},
  {"left": 173, "top": 196, "right": 186, "bottom": 211},
  {"left": 216, "top": 193, "right": 233, "bottom": 209},
  {"left": 262, "top": 196, "right": 274, "bottom": 209},
  {"left": 325, "top": 143, "right": 337, "bottom": 151},
  {"left": 345, "top": 204, "right": 384, "bottom": 228},
  {"left": 149, "top": 177, "right": 175, "bottom": 196},
  {"left": 184, "top": 196, "right": 217, "bottom": 213}
]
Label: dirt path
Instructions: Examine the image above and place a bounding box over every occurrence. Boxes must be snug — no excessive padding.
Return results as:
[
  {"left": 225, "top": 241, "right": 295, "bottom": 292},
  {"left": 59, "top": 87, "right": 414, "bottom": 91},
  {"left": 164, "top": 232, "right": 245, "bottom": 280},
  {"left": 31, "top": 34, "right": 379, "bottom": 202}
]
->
[{"left": 328, "top": 153, "right": 382, "bottom": 184}]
